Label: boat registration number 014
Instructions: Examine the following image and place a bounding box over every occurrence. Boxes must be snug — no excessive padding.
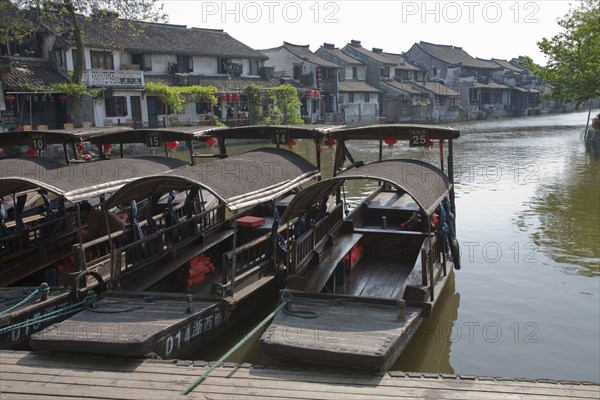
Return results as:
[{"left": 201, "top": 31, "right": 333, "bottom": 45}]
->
[
  {"left": 146, "top": 132, "right": 162, "bottom": 147},
  {"left": 30, "top": 133, "right": 47, "bottom": 150},
  {"left": 409, "top": 129, "right": 429, "bottom": 147}
]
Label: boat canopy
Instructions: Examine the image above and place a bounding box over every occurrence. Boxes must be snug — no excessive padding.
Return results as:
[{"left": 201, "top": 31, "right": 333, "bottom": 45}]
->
[
  {"left": 0, "top": 156, "right": 188, "bottom": 202},
  {"left": 0, "top": 126, "right": 133, "bottom": 146},
  {"left": 211, "top": 124, "right": 343, "bottom": 141},
  {"left": 88, "top": 126, "right": 224, "bottom": 145},
  {"left": 328, "top": 124, "right": 460, "bottom": 141},
  {"left": 102, "top": 148, "right": 319, "bottom": 212},
  {"left": 281, "top": 159, "right": 451, "bottom": 222}
]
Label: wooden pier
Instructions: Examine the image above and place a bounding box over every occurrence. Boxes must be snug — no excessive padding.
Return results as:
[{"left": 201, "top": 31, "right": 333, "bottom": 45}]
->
[{"left": 1, "top": 351, "right": 598, "bottom": 399}]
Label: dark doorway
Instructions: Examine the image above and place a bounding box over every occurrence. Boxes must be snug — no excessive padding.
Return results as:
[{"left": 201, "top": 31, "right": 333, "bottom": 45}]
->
[{"left": 131, "top": 96, "right": 142, "bottom": 122}]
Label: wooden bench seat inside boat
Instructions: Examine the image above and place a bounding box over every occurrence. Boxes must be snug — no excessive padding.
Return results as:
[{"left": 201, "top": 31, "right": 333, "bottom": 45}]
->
[{"left": 288, "top": 232, "right": 363, "bottom": 293}]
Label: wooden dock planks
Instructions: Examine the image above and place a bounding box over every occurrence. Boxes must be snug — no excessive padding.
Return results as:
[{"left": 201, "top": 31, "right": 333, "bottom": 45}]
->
[{"left": 0, "top": 350, "right": 598, "bottom": 399}]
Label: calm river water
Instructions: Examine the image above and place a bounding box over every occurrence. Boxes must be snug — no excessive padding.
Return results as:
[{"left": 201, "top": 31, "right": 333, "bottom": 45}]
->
[{"left": 198, "top": 111, "right": 600, "bottom": 383}]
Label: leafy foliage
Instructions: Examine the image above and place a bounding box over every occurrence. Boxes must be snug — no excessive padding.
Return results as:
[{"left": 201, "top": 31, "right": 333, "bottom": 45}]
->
[
  {"left": 524, "top": 0, "right": 600, "bottom": 104},
  {"left": 49, "top": 82, "right": 102, "bottom": 98},
  {"left": 243, "top": 83, "right": 303, "bottom": 125},
  {"left": 145, "top": 82, "right": 217, "bottom": 113}
]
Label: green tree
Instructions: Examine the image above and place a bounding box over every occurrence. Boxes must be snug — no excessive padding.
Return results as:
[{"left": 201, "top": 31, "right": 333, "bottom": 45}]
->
[
  {"left": 269, "top": 84, "right": 303, "bottom": 125},
  {"left": 524, "top": 0, "right": 600, "bottom": 105},
  {"left": 5, "top": 0, "right": 166, "bottom": 126}
]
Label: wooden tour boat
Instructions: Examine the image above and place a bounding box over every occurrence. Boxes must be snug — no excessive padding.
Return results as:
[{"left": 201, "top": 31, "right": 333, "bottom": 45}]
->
[
  {"left": 260, "top": 124, "right": 461, "bottom": 371},
  {"left": 0, "top": 155, "right": 189, "bottom": 348},
  {"left": 29, "top": 125, "right": 337, "bottom": 358}
]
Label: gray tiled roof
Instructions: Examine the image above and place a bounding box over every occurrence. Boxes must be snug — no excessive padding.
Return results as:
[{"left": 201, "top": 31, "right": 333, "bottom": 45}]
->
[
  {"left": 382, "top": 53, "right": 423, "bottom": 71},
  {"left": 273, "top": 42, "right": 341, "bottom": 68},
  {"left": 473, "top": 81, "right": 513, "bottom": 90},
  {"left": 382, "top": 81, "right": 422, "bottom": 94},
  {"left": 343, "top": 44, "right": 397, "bottom": 65},
  {"left": 0, "top": 56, "right": 68, "bottom": 90},
  {"left": 317, "top": 46, "right": 364, "bottom": 65},
  {"left": 412, "top": 81, "right": 460, "bottom": 96},
  {"left": 42, "top": 13, "right": 267, "bottom": 59},
  {"left": 415, "top": 42, "right": 500, "bottom": 70},
  {"left": 338, "top": 81, "right": 381, "bottom": 92},
  {"left": 491, "top": 59, "right": 527, "bottom": 73}
]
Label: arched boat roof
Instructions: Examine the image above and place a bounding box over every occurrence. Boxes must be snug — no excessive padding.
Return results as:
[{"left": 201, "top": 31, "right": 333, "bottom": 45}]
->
[
  {"left": 281, "top": 159, "right": 451, "bottom": 222},
  {"left": 0, "top": 156, "right": 188, "bottom": 202},
  {"left": 328, "top": 124, "right": 460, "bottom": 140},
  {"left": 0, "top": 126, "right": 134, "bottom": 146},
  {"left": 211, "top": 124, "right": 343, "bottom": 140},
  {"left": 102, "top": 148, "right": 319, "bottom": 212},
  {"left": 89, "top": 125, "right": 225, "bottom": 144}
]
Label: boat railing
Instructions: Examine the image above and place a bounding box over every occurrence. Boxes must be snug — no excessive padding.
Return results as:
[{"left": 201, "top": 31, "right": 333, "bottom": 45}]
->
[
  {"left": 1, "top": 213, "right": 75, "bottom": 264},
  {"left": 419, "top": 233, "right": 446, "bottom": 302},
  {"left": 287, "top": 203, "right": 344, "bottom": 275},
  {"left": 77, "top": 204, "right": 225, "bottom": 278}
]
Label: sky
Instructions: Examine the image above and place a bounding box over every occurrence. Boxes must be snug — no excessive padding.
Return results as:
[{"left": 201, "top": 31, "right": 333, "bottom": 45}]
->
[{"left": 160, "top": 0, "right": 575, "bottom": 65}]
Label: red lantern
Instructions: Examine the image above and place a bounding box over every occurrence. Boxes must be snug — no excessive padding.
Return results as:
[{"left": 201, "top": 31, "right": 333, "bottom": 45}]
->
[
  {"left": 310, "top": 90, "right": 315, "bottom": 98},
  {"left": 228, "top": 94, "right": 233, "bottom": 102},
  {"left": 315, "top": 91, "right": 320, "bottom": 98},
  {"left": 426, "top": 139, "right": 434, "bottom": 149},
  {"left": 287, "top": 139, "right": 297, "bottom": 149},
  {"left": 221, "top": 93, "right": 227, "bottom": 102},
  {"left": 384, "top": 139, "right": 398, "bottom": 147},
  {"left": 166, "top": 141, "right": 179, "bottom": 150},
  {"left": 0, "top": 147, "right": 3, "bottom": 156},
  {"left": 235, "top": 93, "right": 240, "bottom": 102},
  {"left": 58, "top": 94, "right": 68, "bottom": 103},
  {"left": 4, "top": 94, "right": 15, "bottom": 102},
  {"left": 103, "top": 143, "right": 113, "bottom": 152},
  {"left": 324, "top": 138, "right": 336, "bottom": 148},
  {"left": 205, "top": 137, "right": 217, "bottom": 148},
  {"left": 77, "top": 144, "right": 86, "bottom": 153},
  {"left": 26, "top": 149, "right": 39, "bottom": 157}
]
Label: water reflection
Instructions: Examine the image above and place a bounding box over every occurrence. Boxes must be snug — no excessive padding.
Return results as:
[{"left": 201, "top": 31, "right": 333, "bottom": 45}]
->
[
  {"left": 393, "top": 273, "right": 459, "bottom": 373},
  {"left": 522, "top": 152, "right": 600, "bottom": 276}
]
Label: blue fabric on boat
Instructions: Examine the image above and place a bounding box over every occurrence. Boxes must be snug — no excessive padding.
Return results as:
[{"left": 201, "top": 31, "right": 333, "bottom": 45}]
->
[
  {"left": 166, "top": 191, "right": 180, "bottom": 243},
  {"left": 437, "top": 202, "right": 450, "bottom": 254},
  {"left": 145, "top": 193, "right": 162, "bottom": 256},
  {"left": 129, "top": 200, "right": 143, "bottom": 242},
  {"left": 14, "top": 194, "right": 26, "bottom": 231},
  {"left": 0, "top": 202, "right": 11, "bottom": 237},
  {"left": 39, "top": 190, "right": 56, "bottom": 220},
  {"left": 271, "top": 201, "right": 287, "bottom": 260}
]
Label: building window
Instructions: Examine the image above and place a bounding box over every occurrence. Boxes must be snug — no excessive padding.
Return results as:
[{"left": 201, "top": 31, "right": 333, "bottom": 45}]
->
[
  {"left": 90, "top": 51, "right": 114, "bottom": 69},
  {"left": 414, "top": 71, "right": 419, "bottom": 80},
  {"left": 105, "top": 96, "right": 128, "bottom": 117},
  {"left": 219, "top": 57, "right": 231, "bottom": 74},
  {"left": 177, "top": 55, "right": 193, "bottom": 72},
  {"left": 364, "top": 93, "right": 369, "bottom": 103},
  {"left": 132, "top": 54, "right": 152, "bottom": 71},
  {"left": 54, "top": 49, "right": 63, "bottom": 66},
  {"left": 380, "top": 67, "right": 389, "bottom": 78},
  {"left": 293, "top": 65, "right": 302, "bottom": 79},
  {"left": 352, "top": 67, "right": 357, "bottom": 79},
  {"left": 348, "top": 93, "right": 354, "bottom": 103},
  {"left": 248, "top": 60, "right": 259, "bottom": 75},
  {"left": 432, "top": 67, "right": 437, "bottom": 76},
  {"left": 196, "top": 101, "right": 212, "bottom": 114},
  {"left": 71, "top": 49, "right": 78, "bottom": 68}
]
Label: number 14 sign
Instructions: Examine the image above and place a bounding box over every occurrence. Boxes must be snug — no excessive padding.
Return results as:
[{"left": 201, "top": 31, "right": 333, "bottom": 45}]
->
[{"left": 409, "top": 129, "right": 429, "bottom": 147}]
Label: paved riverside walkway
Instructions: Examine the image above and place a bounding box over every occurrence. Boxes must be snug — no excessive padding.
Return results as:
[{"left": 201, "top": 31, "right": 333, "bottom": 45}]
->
[{"left": 1, "top": 350, "right": 598, "bottom": 399}]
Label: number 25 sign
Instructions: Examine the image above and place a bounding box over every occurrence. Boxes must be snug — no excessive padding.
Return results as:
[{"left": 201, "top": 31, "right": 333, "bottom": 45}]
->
[{"left": 409, "top": 129, "right": 429, "bottom": 147}]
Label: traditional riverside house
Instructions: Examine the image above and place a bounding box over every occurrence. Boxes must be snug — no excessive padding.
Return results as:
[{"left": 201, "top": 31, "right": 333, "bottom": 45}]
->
[
  {"left": 411, "top": 81, "right": 461, "bottom": 122},
  {"left": 341, "top": 41, "right": 432, "bottom": 122},
  {"left": 404, "top": 42, "right": 506, "bottom": 119},
  {"left": 316, "top": 43, "right": 380, "bottom": 124},
  {"left": 260, "top": 42, "right": 341, "bottom": 123},
  {"left": 0, "top": 57, "right": 70, "bottom": 131},
  {"left": 22, "top": 11, "right": 270, "bottom": 127}
]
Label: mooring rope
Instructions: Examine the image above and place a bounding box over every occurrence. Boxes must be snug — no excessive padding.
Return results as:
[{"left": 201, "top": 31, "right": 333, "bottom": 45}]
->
[
  {"left": 0, "top": 292, "right": 97, "bottom": 335},
  {"left": 181, "top": 291, "right": 319, "bottom": 395},
  {"left": 0, "top": 286, "right": 49, "bottom": 316},
  {"left": 181, "top": 298, "right": 288, "bottom": 395}
]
